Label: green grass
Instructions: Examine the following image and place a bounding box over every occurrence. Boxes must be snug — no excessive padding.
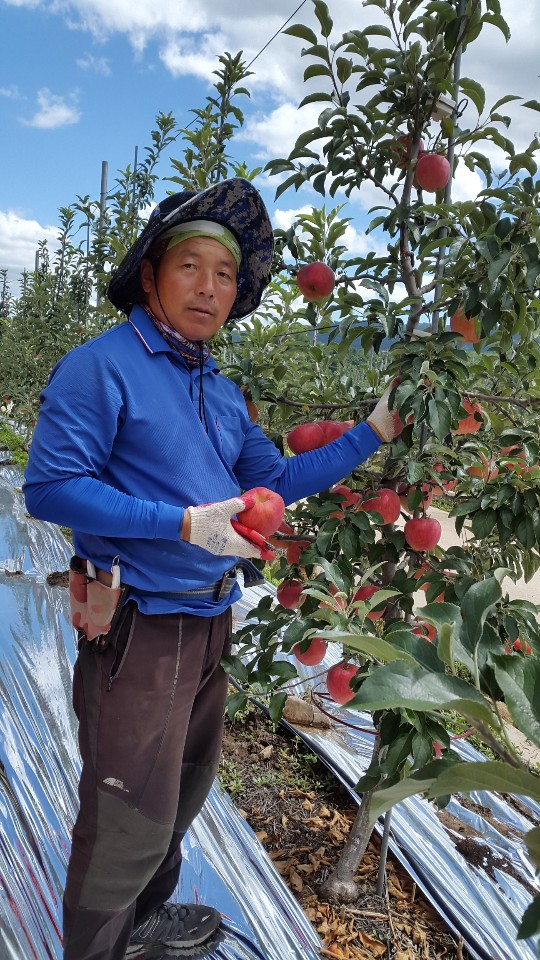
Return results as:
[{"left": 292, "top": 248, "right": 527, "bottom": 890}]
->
[{"left": 0, "top": 424, "right": 28, "bottom": 470}]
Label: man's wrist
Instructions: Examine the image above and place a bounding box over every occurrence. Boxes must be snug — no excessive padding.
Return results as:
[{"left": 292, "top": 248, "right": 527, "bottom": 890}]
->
[{"left": 180, "top": 510, "right": 191, "bottom": 540}]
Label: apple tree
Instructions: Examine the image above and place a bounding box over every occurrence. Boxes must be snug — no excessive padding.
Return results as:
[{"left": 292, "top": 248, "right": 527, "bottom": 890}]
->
[{"left": 219, "top": 0, "right": 540, "bottom": 935}]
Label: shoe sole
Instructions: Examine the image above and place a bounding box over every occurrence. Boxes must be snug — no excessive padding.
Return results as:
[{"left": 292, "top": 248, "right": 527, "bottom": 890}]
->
[{"left": 125, "top": 931, "right": 222, "bottom": 958}]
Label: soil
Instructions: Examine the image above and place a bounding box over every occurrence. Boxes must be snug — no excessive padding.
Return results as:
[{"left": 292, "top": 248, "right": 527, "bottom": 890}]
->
[{"left": 219, "top": 702, "right": 470, "bottom": 960}]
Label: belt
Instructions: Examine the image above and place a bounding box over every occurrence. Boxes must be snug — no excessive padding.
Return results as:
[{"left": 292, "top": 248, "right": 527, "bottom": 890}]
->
[
  {"left": 77, "top": 558, "right": 265, "bottom": 601},
  {"left": 127, "top": 560, "right": 265, "bottom": 604}
]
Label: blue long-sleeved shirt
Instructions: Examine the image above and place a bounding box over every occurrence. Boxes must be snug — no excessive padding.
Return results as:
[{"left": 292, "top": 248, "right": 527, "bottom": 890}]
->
[{"left": 24, "top": 306, "right": 381, "bottom": 614}]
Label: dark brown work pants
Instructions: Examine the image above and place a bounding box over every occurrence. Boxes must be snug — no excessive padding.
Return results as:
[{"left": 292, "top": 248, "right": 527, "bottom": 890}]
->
[{"left": 62, "top": 602, "right": 232, "bottom": 960}]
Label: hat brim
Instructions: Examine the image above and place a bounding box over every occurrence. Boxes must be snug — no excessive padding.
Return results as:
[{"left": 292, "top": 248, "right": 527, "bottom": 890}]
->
[{"left": 108, "top": 178, "right": 274, "bottom": 321}]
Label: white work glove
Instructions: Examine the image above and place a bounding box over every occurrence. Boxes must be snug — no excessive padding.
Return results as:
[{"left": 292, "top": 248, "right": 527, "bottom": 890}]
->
[
  {"left": 185, "top": 496, "right": 263, "bottom": 559},
  {"left": 366, "top": 381, "right": 404, "bottom": 443}
]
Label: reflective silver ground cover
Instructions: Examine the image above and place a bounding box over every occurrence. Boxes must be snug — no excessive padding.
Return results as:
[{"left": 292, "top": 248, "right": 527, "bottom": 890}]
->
[
  {"left": 0, "top": 472, "right": 321, "bottom": 960},
  {"left": 1, "top": 458, "right": 538, "bottom": 960},
  {"left": 233, "top": 586, "right": 540, "bottom": 960}
]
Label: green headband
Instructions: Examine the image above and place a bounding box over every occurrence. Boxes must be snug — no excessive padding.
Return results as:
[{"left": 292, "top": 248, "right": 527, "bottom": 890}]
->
[{"left": 159, "top": 219, "right": 242, "bottom": 267}]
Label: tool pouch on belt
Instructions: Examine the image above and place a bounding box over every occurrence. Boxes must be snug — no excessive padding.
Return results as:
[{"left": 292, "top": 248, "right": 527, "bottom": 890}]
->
[{"left": 69, "top": 555, "right": 127, "bottom": 651}]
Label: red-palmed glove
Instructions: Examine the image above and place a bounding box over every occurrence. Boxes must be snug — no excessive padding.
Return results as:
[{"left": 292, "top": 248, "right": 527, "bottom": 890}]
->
[
  {"left": 366, "top": 382, "right": 404, "bottom": 442},
  {"left": 185, "top": 495, "right": 267, "bottom": 559}
]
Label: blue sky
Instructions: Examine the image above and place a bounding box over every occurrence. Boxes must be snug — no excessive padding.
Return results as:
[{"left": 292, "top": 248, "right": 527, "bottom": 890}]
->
[{"left": 2, "top": 0, "right": 539, "bottom": 286}]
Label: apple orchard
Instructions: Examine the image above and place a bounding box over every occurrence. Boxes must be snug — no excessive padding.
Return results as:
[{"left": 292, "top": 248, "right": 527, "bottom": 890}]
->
[{"left": 220, "top": 0, "right": 540, "bottom": 935}]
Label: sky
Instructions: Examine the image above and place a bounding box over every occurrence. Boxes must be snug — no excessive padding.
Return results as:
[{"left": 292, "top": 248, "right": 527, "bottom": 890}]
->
[{"left": 1, "top": 0, "right": 539, "bottom": 288}]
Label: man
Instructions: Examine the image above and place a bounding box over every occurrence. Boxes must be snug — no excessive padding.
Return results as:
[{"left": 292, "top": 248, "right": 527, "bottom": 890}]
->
[{"left": 23, "top": 178, "right": 402, "bottom": 960}]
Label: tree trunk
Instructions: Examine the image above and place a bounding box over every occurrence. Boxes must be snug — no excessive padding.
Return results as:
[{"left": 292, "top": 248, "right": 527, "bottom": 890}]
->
[{"left": 319, "top": 736, "right": 380, "bottom": 902}]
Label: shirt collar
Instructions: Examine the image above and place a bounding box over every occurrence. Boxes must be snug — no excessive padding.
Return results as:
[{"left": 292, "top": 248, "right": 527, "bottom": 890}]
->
[{"left": 127, "top": 305, "right": 219, "bottom": 372}]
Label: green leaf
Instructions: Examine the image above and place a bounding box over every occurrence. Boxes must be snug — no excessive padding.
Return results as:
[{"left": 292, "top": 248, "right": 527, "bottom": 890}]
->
[
  {"left": 269, "top": 691, "right": 288, "bottom": 724},
  {"left": 315, "top": 629, "right": 415, "bottom": 663},
  {"left": 313, "top": 0, "right": 333, "bottom": 38},
  {"left": 460, "top": 578, "right": 501, "bottom": 652},
  {"left": 352, "top": 661, "right": 493, "bottom": 723},
  {"left": 517, "top": 890, "right": 540, "bottom": 939},
  {"left": 427, "top": 398, "right": 451, "bottom": 441},
  {"left": 494, "top": 656, "right": 540, "bottom": 749},
  {"left": 426, "top": 761, "right": 540, "bottom": 804},
  {"left": 282, "top": 24, "right": 318, "bottom": 44},
  {"left": 523, "top": 100, "right": 540, "bottom": 113},
  {"left": 221, "top": 655, "right": 249, "bottom": 683},
  {"left": 459, "top": 77, "right": 486, "bottom": 115},
  {"left": 225, "top": 691, "right": 248, "bottom": 721},
  {"left": 369, "top": 774, "right": 436, "bottom": 822},
  {"left": 509, "top": 153, "right": 538, "bottom": 176}
]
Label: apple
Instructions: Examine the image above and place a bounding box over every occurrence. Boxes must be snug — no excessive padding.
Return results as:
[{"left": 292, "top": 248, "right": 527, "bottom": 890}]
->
[
  {"left": 412, "top": 622, "right": 437, "bottom": 642},
  {"left": 276, "top": 578, "right": 305, "bottom": 610},
  {"left": 467, "top": 453, "right": 498, "bottom": 482},
  {"left": 453, "top": 399, "right": 483, "bottom": 435},
  {"left": 330, "top": 483, "right": 361, "bottom": 518},
  {"left": 391, "top": 134, "right": 425, "bottom": 168},
  {"left": 326, "top": 662, "right": 359, "bottom": 705},
  {"left": 353, "top": 584, "right": 385, "bottom": 621},
  {"left": 513, "top": 638, "right": 532, "bottom": 655},
  {"left": 450, "top": 307, "right": 479, "bottom": 344},
  {"left": 287, "top": 420, "right": 354, "bottom": 454},
  {"left": 360, "top": 488, "right": 401, "bottom": 525},
  {"left": 239, "top": 487, "right": 285, "bottom": 537},
  {"left": 414, "top": 153, "right": 451, "bottom": 192},
  {"left": 501, "top": 445, "right": 531, "bottom": 476},
  {"left": 296, "top": 261, "right": 335, "bottom": 302},
  {"left": 432, "top": 463, "right": 457, "bottom": 494},
  {"left": 404, "top": 517, "right": 442, "bottom": 551},
  {"left": 293, "top": 636, "right": 328, "bottom": 665},
  {"left": 286, "top": 539, "right": 310, "bottom": 564},
  {"left": 320, "top": 583, "right": 347, "bottom": 611},
  {"left": 321, "top": 421, "right": 355, "bottom": 443},
  {"left": 397, "top": 482, "right": 433, "bottom": 512}
]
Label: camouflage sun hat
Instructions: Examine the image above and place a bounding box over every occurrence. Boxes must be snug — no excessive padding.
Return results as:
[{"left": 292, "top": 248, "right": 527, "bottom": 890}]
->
[{"left": 108, "top": 178, "right": 274, "bottom": 321}]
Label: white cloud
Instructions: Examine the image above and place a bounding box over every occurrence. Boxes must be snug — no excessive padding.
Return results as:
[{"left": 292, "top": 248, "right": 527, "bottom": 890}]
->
[
  {"left": 241, "top": 101, "right": 324, "bottom": 161},
  {"left": 0, "top": 211, "right": 58, "bottom": 285},
  {"left": 19, "top": 88, "right": 81, "bottom": 129},
  {"left": 76, "top": 53, "right": 111, "bottom": 75},
  {"left": 451, "top": 164, "right": 484, "bottom": 202},
  {"left": 0, "top": 84, "right": 21, "bottom": 99}
]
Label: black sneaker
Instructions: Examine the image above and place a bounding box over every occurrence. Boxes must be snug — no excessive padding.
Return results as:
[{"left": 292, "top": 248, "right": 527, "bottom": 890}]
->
[{"left": 126, "top": 903, "right": 221, "bottom": 955}]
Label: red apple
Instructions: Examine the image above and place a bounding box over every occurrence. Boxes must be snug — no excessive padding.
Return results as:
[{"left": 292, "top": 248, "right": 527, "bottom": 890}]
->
[
  {"left": 330, "top": 483, "right": 361, "bottom": 518},
  {"left": 245, "top": 398, "right": 259, "bottom": 422},
  {"left": 239, "top": 487, "right": 285, "bottom": 537},
  {"left": 513, "top": 638, "right": 532, "bottom": 655},
  {"left": 287, "top": 420, "right": 354, "bottom": 454},
  {"left": 293, "top": 636, "right": 328, "bottom": 665},
  {"left": 432, "top": 464, "right": 457, "bottom": 494},
  {"left": 276, "top": 578, "right": 305, "bottom": 610},
  {"left": 320, "top": 420, "right": 355, "bottom": 443},
  {"left": 501, "top": 445, "right": 531, "bottom": 476},
  {"left": 414, "top": 153, "right": 451, "bottom": 192},
  {"left": 320, "top": 583, "right": 347, "bottom": 611},
  {"left": 397, "top": 482, "right": 433, "bottom": 512},
  {"left": 450, "top": 307, "right": 479, "bottom": 344},
  {"left": 353, "top": 584, "right": 385, "bottom": 621},
  {"left": 404, "top": 517, "right": 442, "bottom": 551},
  {"left": 453, "top": 399, "right": 483, "bottom": 435},
  {"left": 412, "top": 622, "right": 437, "bottom": 642},
  {"left": 391, "top": 134, "right": 425, "bottom": 168},
  {"left": 296, "top": 261, "right": 335, "bottom": 302},
  {"left": 360, "top": 488, "right": 401, "bottom": 525},
  {"left": 326, "top": 662, "right": 359, "bottom": 705},
  {"left": 286, "top": 540, "right": 310, "bottom": 564},
  {"left": 467, "top": 453, "right": 498, "bottom": 482}
]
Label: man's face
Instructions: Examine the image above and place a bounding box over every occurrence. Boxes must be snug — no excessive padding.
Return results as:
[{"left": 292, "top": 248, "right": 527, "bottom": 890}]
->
[{"left": 140, "top": 235, "right": 238, "bottom": 341}]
